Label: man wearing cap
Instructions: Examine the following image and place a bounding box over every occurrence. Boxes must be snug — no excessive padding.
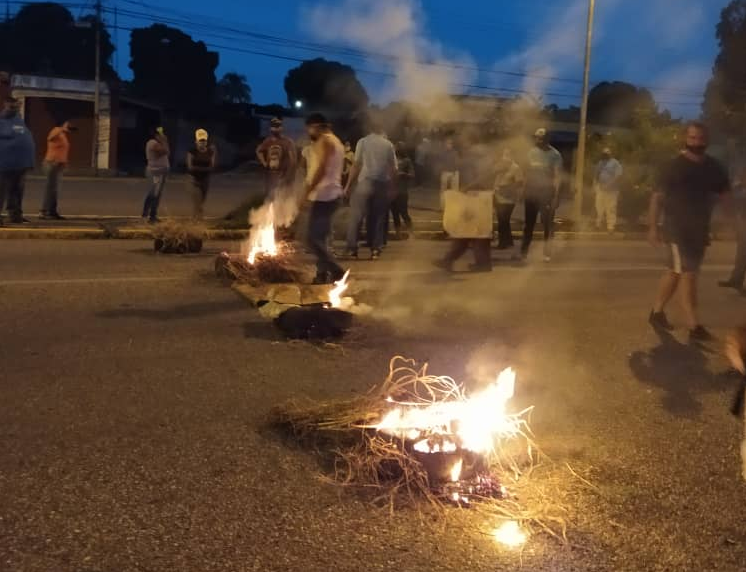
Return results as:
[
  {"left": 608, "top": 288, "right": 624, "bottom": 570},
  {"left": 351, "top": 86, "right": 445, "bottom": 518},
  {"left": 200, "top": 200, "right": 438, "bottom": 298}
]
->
[
  {"left": 256, "top": 117, "right": 297, "bottom": 200},
  {"left": 0, "top": 96, "right": 35, "bottom": 225},
  {"left": 594, "top": 147, "right": 623, "bottom": 233},
  {"left": 303, "top": 113, "right": 345, "bottom": 284},
  {"left": 519, "top": 128, "right": 562, "bottom": 262},
  {"left": 186, "top": 128, "right": 217, "bottom": 220},
  {"left": 40, "top": 120, "right": 75, "bottom": 220}
]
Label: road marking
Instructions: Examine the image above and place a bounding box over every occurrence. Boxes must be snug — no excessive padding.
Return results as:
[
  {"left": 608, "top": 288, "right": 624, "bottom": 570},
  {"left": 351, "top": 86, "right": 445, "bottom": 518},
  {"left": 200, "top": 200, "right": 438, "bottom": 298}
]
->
[{"left": 0, "top": 276, "right": 188, "bottom": 287}]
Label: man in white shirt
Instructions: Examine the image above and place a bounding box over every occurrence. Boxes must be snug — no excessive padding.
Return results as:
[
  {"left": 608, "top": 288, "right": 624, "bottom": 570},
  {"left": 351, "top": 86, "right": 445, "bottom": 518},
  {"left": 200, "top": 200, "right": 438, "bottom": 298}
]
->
[
  {"left": 594, "top": 147, "right": 623, "bottom": 232},
  {"left": 344, "top": 120, "right": 397, "bottom": 260}
]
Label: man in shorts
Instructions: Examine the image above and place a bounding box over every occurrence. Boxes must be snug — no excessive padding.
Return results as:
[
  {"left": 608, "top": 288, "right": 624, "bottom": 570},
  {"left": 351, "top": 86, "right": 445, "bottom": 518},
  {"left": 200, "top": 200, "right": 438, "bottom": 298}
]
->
[{"left": 648, "top": 121, "right": 731, "bottom": 341}]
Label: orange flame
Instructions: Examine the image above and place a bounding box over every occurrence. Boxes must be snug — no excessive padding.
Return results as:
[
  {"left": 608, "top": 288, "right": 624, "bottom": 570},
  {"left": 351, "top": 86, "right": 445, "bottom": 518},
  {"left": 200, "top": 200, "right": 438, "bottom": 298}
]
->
[
  {"left": 247, "top": 203, "right": 278, "bottom": 265},
  {"left": 328, "top": 269, "right": 351, "bottom": 308}
]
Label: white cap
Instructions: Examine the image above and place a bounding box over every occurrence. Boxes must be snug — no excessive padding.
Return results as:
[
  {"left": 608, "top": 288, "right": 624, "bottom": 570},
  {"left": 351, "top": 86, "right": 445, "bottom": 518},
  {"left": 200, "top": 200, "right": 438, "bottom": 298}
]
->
[
  {"left": 534, "top": 128, "right": 547, "bottom": 138},
  {"left": 195, "top": 128, "right": 208, "bottom": 141}
]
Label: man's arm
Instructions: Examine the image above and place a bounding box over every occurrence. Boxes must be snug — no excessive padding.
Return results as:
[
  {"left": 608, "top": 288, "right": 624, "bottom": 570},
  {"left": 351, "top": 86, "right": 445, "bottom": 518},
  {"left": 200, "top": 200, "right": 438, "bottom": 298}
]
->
[
  {"left": 306, "top": 136, "right": 333, "bottom": 198},
  {"left": 210, "top": 146, "right": 218, "bottom": 170},
  {"left": 186, "top": 151, "right": 194, "bottom": 172},
  {"left": 256, "top": 139, "right": 268, "bottom": 167},
  {"left": 344, "top": 141, "right": 363, "bottom": 195}
]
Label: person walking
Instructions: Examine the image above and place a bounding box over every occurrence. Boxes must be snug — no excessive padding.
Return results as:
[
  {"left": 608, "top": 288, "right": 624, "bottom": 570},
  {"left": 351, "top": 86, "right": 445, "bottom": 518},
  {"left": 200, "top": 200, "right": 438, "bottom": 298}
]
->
[
  {"left": 342, "top": 141, "right": 354, "bottom": 188},
  {"left": 0, "top": 96, "right": 35, "bottom": 225},
  {"left": 343, "top": 119, "right": 397, "bottom": 260},
  {"left": 594, "top": 147, "right": 623, "bottom": 233},
  {"left": 256, "top": 117, "right": 296, "bottom": 201},
  {"left": 648, "top": 121, "right": 731, "bottom": 341},
  {"left": 142, "top": 127, "right": 170, "bottom": 223},
  {"left": 40, "top": 120, "right": 75, "bottom": 220},
  {"left": 719, "top": 168, "right": 746, "bottom": 293},
  {"left": 439, "top": 137, "right": 459, "bottom": 208},
  {"left": 303, "top": 113, "right": 345, "bottom": 284},
  {"left": 391, "top": 141, "right": 414, "bottom": 235},
  {"left": 186, "top": 128, "right": 217, "bottom": 220},
  {"left": 518, "top": 128, "right": 562, "bottom": 262},
  {"left": 494, "top": 148, "right": 524, "bottom": 249}
]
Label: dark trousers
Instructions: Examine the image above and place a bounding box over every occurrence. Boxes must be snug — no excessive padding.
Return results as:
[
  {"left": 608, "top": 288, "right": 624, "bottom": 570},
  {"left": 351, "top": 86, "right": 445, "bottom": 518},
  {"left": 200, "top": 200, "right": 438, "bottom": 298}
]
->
[
  {"left": 391, "top": 188, "right": 412, "bottom": 230},
  {"left": 0, "top": 169, "right": 27, "bottom": 220},
  {"left": 444, "top": 238, "right": 492, "bottom": 267},
  {"left": 347, "top": 179, "right": 389, "bottom": 252},
  {"left": 190, "top": 175, "right": 210, "bottom": 219},
  {"left": 142, "top": 171, "right": 167, "bottom": 221},
  {"left": 730, "top": 223, "right": 746, "bottom": 285},
  {"left": 495, "top": 202, "right": 515, "bottom": 247},
  {"left": 42, "top": 162, "right": 63, "bottom": 215},
  {"left": 521, "top": 198, "right": 554, "bottom": 255},
  {"left": 308, "top": 199, "right": 344, "bottom": 280}
]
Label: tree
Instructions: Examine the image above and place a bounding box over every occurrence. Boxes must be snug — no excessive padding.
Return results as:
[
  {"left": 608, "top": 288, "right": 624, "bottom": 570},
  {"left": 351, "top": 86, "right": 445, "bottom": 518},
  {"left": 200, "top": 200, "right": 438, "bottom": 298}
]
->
[
  {"left": 129, "top": 24, "right": 218, "bottom": 115},
  {"left": 217, "top": 72, "right": 252, "bottom": 104},
  {"left": 704, "top": 0, "right": 746, "bottom": 137},
  {"left": 283, "top": 58, "right": 368, "bottom": 115},
  {"left": 0, "top": 2, "right": 116, "bottom": 79},
  {"left": 587, "top": 81, "right": 659, "bottom": 127}
]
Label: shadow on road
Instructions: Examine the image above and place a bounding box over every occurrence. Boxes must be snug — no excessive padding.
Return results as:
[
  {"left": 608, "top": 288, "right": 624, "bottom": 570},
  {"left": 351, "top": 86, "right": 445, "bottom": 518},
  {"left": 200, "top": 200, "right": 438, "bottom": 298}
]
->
[
  {"left": 629, "top": 328, "right": 732, "bottom": 417},
  {"left": 97, "top": 300, "right": 244, "bottom": 321}
]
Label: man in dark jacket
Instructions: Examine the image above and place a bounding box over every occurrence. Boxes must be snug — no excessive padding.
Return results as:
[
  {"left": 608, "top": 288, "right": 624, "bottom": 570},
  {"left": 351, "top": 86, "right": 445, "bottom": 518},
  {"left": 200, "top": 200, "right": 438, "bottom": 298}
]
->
[{"left": 0, "top": 96, "right": 35, "bottom": 225}]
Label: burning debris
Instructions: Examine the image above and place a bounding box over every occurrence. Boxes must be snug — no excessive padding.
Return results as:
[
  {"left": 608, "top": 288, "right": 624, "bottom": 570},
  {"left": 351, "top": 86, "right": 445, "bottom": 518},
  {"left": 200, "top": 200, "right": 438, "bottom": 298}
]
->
[{"left": 271, "top": 357, "right": 566, "bottom": 544}]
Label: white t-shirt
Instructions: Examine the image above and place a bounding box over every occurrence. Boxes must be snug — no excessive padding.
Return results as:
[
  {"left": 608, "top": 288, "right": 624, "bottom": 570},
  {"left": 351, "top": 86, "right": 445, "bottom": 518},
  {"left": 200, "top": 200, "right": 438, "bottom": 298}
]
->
[
  {"left": 354, "top": 133, "right": 396, "bottom": 182},
  {"left": 307, "top": 133, "right": 344, "bottom": 202}
]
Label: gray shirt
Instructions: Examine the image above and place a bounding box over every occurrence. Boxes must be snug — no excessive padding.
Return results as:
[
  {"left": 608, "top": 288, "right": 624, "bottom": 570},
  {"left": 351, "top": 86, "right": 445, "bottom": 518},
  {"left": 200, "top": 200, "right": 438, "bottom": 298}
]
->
[
  {"left": 146, "top": 138, "right": 170, "bottom": 172},
  {"left": 354, "top": 133, "right": 396, "bottom": 182}
]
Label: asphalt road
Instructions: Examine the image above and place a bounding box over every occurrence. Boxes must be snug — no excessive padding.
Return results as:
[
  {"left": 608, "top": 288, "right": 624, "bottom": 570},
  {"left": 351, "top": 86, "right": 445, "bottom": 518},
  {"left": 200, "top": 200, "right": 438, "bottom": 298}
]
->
[{"left": 1, "top": 238, "right": 746, "bottom": 572}]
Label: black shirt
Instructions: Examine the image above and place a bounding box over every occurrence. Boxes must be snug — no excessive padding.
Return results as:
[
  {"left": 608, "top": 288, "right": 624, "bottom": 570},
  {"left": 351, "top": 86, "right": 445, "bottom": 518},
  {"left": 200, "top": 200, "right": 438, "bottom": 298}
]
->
[
  {"left": 188, "top": 145, "right": 215, "bottom": 176},
  {"left": 658, "top": 153, "right": 729, "bottom": 246}
]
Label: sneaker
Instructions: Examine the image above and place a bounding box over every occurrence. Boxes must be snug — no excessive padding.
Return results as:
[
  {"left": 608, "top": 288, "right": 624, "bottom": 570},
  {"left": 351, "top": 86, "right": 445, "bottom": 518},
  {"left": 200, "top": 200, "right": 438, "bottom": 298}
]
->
[
  {"left": 689, "top": 325, "right": 714, "bottom": 342},
  {"left": 148, "top": 217, "right": 161, "bottom": 224},
  {"left": 371, "top": 249, "right": 381, "bottom": 260},
  {"left": 649, "top": 310, "right": 674, "bottom": 331},
  {"left": 39, "top": 212, "right": 65, "bottom": 220},
  {"left": 718, "top": 279, "right": 743, "bottom": 291},
  {"left": 9, "top": 217, "right": 30, "bottom": 224}
]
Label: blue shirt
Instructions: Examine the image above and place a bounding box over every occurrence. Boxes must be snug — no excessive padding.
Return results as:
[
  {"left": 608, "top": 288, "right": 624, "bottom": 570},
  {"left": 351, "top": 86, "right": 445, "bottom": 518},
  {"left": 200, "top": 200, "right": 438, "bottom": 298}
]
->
[
  {"left": 595, "top": 158, "right": 623, "bottom": 189},
  {"left": 354, "top": 133, "right": 396, "bottom": 182},
  {"left": 0, "top": 113, "right": 35, "bottom": 171}
]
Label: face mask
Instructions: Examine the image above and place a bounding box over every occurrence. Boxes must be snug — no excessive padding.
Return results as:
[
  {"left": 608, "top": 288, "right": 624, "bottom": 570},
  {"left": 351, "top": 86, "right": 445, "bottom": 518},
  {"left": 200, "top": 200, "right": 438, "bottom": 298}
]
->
[{"left": 686, "top": 144, "right": 706, "bottom": 156}]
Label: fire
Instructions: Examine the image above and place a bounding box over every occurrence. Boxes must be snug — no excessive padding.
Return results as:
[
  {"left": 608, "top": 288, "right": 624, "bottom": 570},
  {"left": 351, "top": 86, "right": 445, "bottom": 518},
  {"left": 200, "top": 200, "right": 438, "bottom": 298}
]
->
[
  {"left": 491, "top": 521, "right": 527, "bottom": 548},
  {"left": 247, "top": 203, "right": 278, "bottom": 264},
  {"left": 328, "top": 270, "right": 351, "bottom": 309},
  {"left": 375, "top": 367, "right": 520, "bottom": 455},
  {"left": 449, "top": 459, "right": 463, "bottom": 482}
]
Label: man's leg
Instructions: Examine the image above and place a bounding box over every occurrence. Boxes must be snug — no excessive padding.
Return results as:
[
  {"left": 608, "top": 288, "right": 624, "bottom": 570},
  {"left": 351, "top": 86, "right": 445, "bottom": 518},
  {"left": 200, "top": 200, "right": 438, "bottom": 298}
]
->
[
  {"left": 679, "top": 271, "right": 700, "bottom": 330},
  {"left": 400, "top": 188, "right": 412, "bottom": 227},
  {"left": 497, "top": 203, "right": 515, "bottom": 247},
  {"left": 7, "top": 170, "right": 26, "bottom": 221},
  {"left": 369, "top": 181, "right": 389, "bottom": 252},
  {"left": 595, "top": 190, "right": 604, "bottom": 229},
  {"left": 541, "top": 203, "right": 555, "bottom": 259},
  {"left": 150, "top": 174, "right": 166, "bottom": 221},
  {"left": 521, "top": 199, "right": 539, "bottom": 257},
  {"left": 472, "top": 239, "right": 492, "bottom": 269},
  {"left": 607, "top": 191, "right": 618, "bottom": 232},
  {"left": 653, "top": 243, "right": 683, "bottom": 315},
  {"left": 41, "top": 163, "right": 59, "bottom": 215},
  {"left": 391, "top": 192, "right": 402, "bottom": 231},
  {"left": 441, "top": 238, "right": 470, "bottom": 266},
  {"left": 345, "top": 180, "right": 371, "bottom": 253},
  {"left": 307, "top": 200, "right": 343, "bottom": 281},
  {"left": 728, "top": 224, "right": 746, "bottom": 286}
]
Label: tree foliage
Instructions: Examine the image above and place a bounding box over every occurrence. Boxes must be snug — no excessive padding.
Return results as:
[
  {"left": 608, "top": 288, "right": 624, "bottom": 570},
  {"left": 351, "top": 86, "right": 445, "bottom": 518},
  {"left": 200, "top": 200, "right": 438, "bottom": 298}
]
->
[
  {"left": 0, "top": 2, "right": 116, "bottom": 79},
  {"left": 217, "top": 72, "right": 252, "bottom": 105},
  {"left": 704, "top": 0, "right": 746, "bottom": 138},
  {"left": 587, "top": 81, "right": 662, "bottom": 127},
  {"left": 129, "top": 24, "right": 218, "bottom": 115},
  {"left": 283, "top": 58, "right": 368, "bottom": 115}
]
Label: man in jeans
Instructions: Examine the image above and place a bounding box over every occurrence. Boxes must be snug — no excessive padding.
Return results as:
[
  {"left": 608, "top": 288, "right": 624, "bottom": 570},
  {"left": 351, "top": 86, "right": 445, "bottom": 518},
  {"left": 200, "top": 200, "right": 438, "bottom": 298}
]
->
[
  {"left": 594, "top": 147, "right": 623, "bottom": 233},
  {"left": 142, "top": 127, "right": 170, "bottom": 223},
  {"left": 304, "top": 113, "right": 345, "bottom": 284},
  {"left": 518, "top": 128, "right": 562, "bottom": 262},
  {"left": 0, "top": 96, "right": 35, "bottom": 225},
  {"left": 186, "top": 128, "right": 217, "bottom": 220},
  {"left": 256, "top": 117, "right": 296, "bottom": 201},
  {"left": 40, "top": 120, "right": 75, "bottom": 220},
  {"left": 344, "top": 121, "right": 396, "bottom": 260}
]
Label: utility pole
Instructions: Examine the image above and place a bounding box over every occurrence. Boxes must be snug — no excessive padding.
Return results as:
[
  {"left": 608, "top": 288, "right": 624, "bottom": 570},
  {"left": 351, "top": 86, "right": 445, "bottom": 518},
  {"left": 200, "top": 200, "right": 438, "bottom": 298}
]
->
[
  {"left": 92, "top": 0, "right": 102, "bottom": 174},
  {"left": 573, "top": 0, "right": 596, "bottom": 226}
]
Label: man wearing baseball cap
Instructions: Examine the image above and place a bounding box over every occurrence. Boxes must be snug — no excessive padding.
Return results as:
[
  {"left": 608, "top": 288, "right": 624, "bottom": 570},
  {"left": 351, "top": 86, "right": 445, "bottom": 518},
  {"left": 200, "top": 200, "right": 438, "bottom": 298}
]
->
[
  {"left": 186, "top": 128, "right": 217, "bottom": 219},
  {"left": 256, "top": 116, "right": 297, "bottom": 200},
  {"left": 518, "top": 128, "right": 563, "bottom": 262},
  {"left": 594, "top": 146, "right": 623, "bottom": 233}
]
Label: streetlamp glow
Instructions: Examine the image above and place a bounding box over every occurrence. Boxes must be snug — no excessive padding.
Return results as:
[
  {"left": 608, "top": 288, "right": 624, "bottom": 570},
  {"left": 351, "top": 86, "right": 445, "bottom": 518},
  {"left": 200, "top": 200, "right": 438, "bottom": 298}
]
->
[{"left": 294, "top": 100, "right": 303, "bottom": 109}]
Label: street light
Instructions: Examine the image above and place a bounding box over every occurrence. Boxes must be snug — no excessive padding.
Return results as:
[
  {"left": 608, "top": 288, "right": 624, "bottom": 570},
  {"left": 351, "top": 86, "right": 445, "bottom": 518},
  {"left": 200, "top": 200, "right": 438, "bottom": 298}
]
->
[
  {"left": 573, "top": 0, "right": 596, "bottom": 226},
  {"left": 294, "top": 100, "right": 303, "bottom": 110}
]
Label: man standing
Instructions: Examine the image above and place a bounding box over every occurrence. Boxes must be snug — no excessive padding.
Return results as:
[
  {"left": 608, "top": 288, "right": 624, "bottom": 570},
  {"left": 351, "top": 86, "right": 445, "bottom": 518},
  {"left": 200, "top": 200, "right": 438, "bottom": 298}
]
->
[
  {"left": 0, "top": 96, "right": 35, "bottom": 225},
  {"left": 142, "top": 127, "right": 169, "bottom": 223},
  {"left": 256, "top": 117, "right": 296, "bottom": 201},
  {"left": 40, "top": 120, "right": 74, "bottom": 220},
  {"left": 344, "top": 119, "right": 397, "bottom": 260},
  {"left": 594, "top": 147, "right": 623, "bottom": 233},
  {"left": 519, "top": 128, "right": 562, "bottom": 262},
  {"left": 186, "top": 128, "right": 217, "bottom": 220},
  {"left": 719, "top": 168, "right": 746, "bottom": 293},
  {"left": 648, "top": 121, "right": 730, "bottom": 341},
  {"left": 391, "top": 141, "right": 414, "bottom": 235},
  {"left": 439, "top": 137, "right": 459, "bottom": 208},
  {"left": 494, "top": 148, "right": 524, "bottom": 249},
  {"left": 304, "top": 113, "right": 345, "bottom": 284}
]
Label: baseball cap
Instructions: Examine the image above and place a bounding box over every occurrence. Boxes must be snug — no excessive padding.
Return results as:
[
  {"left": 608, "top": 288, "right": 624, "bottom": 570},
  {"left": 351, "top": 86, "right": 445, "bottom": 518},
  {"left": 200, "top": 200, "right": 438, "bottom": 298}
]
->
[
  {"left": 534, "top": 128, "right": 547, "bottom": 138},
  {"left": 195, "top": 128, "right": 208, "bottom": 141}
]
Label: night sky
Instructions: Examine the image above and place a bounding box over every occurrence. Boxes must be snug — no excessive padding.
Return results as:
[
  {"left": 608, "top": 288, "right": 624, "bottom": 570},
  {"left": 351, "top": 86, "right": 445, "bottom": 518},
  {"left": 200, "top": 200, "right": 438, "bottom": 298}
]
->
[{"left": 108, "top": 0, "right": 728, "bottom": 118}]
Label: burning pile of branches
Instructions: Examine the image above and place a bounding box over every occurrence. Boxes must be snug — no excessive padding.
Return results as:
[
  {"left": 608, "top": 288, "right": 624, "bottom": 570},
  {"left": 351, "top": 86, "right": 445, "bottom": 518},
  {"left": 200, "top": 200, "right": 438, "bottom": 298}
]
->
[{"left": 272, "top": 357, "right": 568, "bottom": 543}]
